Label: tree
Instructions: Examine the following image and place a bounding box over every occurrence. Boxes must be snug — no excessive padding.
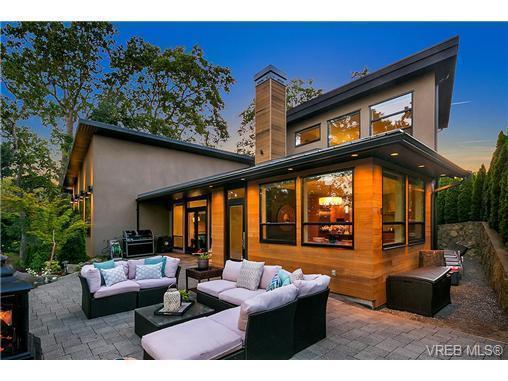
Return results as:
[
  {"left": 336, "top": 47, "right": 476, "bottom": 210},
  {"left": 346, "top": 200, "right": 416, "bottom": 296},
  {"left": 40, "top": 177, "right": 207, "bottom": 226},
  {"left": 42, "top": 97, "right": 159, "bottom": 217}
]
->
[
  {"left": 436, "top": 177, "right": 451, "bottom": 224},
  {"left": 351, "top": 66, "right": 369, "bottom": 79},
  {"left": 444, "top": 183, "right": 459, "bottom": 224},
  {"left": 236, "top": 79, "right": 323, "bottom": 155},
  {"left": 488, "top": 131, "right": 508, "bottom": 230},
  {"left": 457, "top": 176, "right": 473, "bottom": 222},
  {"left": 1, "top": 22, "right": 116, "bottom": 160},
  {"left": 470, "top": 164, "right": 486, "bottom": 221},
  {"left": 95, "top": 37, "right": 234, "bottom": 147}
]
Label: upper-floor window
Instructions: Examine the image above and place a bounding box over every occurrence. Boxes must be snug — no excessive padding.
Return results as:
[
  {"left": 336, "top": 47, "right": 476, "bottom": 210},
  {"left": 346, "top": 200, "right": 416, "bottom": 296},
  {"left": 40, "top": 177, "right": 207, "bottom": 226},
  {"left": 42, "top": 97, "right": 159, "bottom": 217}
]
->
[
  {"left": 295, "top": 124, "right": 321, "bottom": 147},
  {"left": 371, "top": 93, "right": 413, "bottom": 135},
  {"left": 328, "top": 111, "right": 360, "bottom": 146},
  {"left": 259, "top": 179, "right": 296, "bottom": 244}
]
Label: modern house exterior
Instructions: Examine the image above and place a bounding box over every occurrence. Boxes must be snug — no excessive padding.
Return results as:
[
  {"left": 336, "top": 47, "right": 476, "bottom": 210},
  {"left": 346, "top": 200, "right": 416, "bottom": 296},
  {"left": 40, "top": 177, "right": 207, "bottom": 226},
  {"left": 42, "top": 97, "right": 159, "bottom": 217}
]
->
[{"left": 64, "top": 36, "right": 468, "bottom": 308}]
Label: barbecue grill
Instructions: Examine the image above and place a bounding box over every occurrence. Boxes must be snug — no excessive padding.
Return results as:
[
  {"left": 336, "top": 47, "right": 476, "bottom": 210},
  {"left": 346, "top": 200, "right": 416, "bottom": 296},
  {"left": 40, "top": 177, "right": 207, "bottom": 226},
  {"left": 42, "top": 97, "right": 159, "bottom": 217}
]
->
[{"left": 123, "top": 230, "right": 154, "bottom": 258}]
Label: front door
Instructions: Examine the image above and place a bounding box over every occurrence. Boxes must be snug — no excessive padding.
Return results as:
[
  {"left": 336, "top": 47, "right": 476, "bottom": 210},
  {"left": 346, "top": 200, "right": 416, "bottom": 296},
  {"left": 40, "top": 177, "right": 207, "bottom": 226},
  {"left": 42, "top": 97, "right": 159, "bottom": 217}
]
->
[
  {"left": 186, "top": 207, "right": 207, "bottom": 253},
  {"left": 226, "top": 188, "right": 246, "bottom": 260}
]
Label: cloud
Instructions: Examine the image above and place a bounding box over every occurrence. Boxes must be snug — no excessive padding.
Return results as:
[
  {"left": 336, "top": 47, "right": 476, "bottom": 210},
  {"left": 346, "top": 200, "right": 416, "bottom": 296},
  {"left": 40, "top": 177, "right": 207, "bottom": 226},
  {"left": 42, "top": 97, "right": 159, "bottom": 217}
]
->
[{"left": 451, "top": 100, "right": 472, "bottom": 106}]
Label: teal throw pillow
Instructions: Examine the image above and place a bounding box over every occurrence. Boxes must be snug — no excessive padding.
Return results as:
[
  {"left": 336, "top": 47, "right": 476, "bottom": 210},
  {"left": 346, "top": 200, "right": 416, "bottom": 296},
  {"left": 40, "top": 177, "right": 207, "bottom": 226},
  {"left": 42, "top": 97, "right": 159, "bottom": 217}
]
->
[
  {"left": 266, "top": 273, "right": 282, "bottom": 291},
  {"left": 145, "top": 256, "right": 166, "bottom": 277},
  {"left": 278, "top": 269, "right": 292, "bottom": 286}
]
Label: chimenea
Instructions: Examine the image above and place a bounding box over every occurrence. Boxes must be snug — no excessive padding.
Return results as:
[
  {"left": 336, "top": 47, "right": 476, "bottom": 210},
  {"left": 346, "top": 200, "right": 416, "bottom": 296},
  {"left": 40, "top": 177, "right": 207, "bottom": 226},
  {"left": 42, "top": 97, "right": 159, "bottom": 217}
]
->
[{"left": 0, "top": 254, "right": 33, "bottom": 360}]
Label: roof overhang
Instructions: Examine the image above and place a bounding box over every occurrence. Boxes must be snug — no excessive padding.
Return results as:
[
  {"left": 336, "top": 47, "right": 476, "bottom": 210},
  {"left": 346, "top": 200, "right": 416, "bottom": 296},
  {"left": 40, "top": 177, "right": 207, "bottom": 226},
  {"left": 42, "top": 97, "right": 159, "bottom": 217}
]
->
[
  {"left": 286, "top": 36, "right": 458, "bottom": 130},
  {"left": 137, "top": 130, "right": 469, "bottom": 202},
  {"left": 61, "top": 119, "right": 254, "bottom": 188}
]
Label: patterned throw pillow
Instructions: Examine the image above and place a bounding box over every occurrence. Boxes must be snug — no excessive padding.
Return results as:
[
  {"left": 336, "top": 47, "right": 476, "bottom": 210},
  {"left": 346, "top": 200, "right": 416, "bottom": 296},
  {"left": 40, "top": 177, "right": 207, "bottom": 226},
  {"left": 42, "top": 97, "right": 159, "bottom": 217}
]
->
[
  {"left": 290, "top": 268, "right": 304, "bottom": 282},
  {"left": 266, "top": 273, "right": 282, "bottom": 291},
  {"left": 100, "top": 265, "right": 127, "bottom": 287},
  {"left": 135, "top": 263, "right": 163, "bottom": 281},
  {"left": 236, "top": 260, "right": 265, "bottom": 290},
  {"left": 278, "top": 269, "right": 292, "bottom": 286}
]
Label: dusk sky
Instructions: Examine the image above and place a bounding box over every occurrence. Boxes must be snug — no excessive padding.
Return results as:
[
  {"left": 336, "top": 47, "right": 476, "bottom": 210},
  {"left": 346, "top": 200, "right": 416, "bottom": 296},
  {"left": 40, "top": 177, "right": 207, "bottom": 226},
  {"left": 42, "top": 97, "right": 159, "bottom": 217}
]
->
[{"left": 12, "top": 22, "right": 508, "bottom": 171}]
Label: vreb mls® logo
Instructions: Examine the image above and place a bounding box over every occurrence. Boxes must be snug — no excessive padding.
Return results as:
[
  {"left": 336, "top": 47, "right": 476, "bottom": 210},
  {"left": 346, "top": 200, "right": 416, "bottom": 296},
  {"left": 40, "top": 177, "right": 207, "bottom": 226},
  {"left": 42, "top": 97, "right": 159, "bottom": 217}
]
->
[{"left": 427, "top": 344, "right": 504, "bottom": 357}]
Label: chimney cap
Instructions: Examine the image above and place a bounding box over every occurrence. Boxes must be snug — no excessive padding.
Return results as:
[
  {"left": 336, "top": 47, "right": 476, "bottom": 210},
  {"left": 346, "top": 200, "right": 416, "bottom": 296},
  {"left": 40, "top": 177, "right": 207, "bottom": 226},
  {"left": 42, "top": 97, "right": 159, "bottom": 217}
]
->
[{"left": 254, "top": 65, "right": 287, "bottom": 85}]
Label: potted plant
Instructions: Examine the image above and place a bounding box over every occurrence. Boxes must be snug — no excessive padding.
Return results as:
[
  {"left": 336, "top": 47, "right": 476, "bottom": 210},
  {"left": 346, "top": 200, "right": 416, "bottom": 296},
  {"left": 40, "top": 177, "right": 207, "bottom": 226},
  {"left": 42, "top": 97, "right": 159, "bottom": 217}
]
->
[{"left": 197, "top": 250, "right": 212, "bottom": 270}]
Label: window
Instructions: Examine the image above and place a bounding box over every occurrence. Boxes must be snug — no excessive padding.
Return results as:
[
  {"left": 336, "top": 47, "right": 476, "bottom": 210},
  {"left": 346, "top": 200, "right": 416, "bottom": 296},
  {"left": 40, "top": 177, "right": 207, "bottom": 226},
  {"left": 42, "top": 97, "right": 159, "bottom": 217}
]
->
[
  {"left": 328, "top": 112, "right": 360, "bottom": 146},
  {"left": 295, "top": 125, "right": 321, "bottom": 147},
  {"left": 172, "top": 204, "right": 184, "bottom": 249},
  {"left": 302, "top": 170, "right": 353, "bottom": 248},
  {"left": 408, "top": 177, "right": 425, "bottom": 244},
  {"left": 371, "top": 93, "right": 412, "bottom": 135},
  {"left": 259, "top": 180, "right": 296, "bottom": 244},
  {"left": 187, "top": 199, "right": 207, "bottom": 208},
  {"left": 382, "top": 171, "right": 405, "bottom": 248}
]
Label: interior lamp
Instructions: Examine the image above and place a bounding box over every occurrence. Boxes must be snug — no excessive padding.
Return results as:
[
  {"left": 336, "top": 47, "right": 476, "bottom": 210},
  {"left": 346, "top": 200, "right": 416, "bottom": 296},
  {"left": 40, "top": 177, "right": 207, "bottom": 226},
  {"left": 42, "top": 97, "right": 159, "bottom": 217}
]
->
[{"left": 319, "top": 196, "right": 343, "bottom": 206}]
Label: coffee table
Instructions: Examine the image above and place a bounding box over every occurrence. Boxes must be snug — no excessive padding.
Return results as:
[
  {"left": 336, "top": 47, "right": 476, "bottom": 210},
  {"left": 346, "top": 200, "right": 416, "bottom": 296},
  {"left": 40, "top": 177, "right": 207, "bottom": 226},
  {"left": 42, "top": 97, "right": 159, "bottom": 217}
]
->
[
  {"left": 134, "top": 298, "right": 215, "bottom": 337},
  {"left": 185, "top": 266, "right": 223, "bottom": 291}
]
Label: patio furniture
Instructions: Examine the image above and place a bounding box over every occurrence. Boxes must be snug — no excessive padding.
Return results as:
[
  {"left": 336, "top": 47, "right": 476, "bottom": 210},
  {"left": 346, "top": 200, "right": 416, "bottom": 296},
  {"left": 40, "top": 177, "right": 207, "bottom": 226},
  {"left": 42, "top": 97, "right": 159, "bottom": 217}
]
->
[
  {"left": 134, "top": 297, "right": 215, "bottom": 337},
  {"left": 185, "top": 266, "right": 223, "bottom": 291},
  {"left": 386, "top": 266, "right": 451, "bottom": 317}
]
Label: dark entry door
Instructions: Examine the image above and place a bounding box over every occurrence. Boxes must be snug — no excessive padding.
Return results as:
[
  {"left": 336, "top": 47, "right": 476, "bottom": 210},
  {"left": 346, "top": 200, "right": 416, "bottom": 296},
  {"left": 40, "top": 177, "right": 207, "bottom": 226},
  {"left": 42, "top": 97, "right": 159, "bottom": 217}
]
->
[
  {"left": 226, "top": 188, "right": 246, "bottom": 260},
  {"left": 186, "top": 207, "right": 207, "bottom": 253}
]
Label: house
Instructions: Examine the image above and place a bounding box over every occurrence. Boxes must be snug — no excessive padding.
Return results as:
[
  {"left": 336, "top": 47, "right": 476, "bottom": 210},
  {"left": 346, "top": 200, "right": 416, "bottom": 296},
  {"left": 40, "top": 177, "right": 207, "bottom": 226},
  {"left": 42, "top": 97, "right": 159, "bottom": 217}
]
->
[{"left": 63, "top": 36, "right": 468, "bottom": 308}]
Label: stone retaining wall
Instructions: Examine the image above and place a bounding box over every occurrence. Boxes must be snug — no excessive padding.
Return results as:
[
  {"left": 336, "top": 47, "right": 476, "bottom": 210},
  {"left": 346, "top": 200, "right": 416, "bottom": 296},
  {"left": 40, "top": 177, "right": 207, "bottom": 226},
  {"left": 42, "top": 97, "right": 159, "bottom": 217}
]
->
[{"left": 438, "top": 222, "right": 508, "bottom": 312}]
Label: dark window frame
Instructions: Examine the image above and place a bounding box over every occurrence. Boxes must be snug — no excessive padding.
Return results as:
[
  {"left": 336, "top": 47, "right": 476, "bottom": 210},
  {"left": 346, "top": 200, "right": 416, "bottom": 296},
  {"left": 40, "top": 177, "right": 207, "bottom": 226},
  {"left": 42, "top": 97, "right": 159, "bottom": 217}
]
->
[
  {"left": 382, "top": 170, "right": 407, "bottom": 249},
  {"left": 259, "top": 178, "right": 297, "bottom": 245},
  {"left": 301, "top": 168, "right": 355, "bottom": 249},
  {"left": 327, "top": 110, "right": 361, "bottom": 147},
  {"left": 295, "top": 124, "right": 321, "bottom": 147},
  {"left": 408, "top": 176, "right": 426, "bottom": 245},
  {"left": 370, "top": 92, "right": 413, "bottom": 136}
]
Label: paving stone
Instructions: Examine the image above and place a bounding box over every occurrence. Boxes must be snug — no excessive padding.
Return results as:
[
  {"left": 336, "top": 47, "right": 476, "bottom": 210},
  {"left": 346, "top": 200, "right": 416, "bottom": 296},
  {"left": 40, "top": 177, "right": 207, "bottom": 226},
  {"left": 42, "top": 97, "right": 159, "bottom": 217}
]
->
[
  {"left": 98, "top": 349, "right": 122, "bottom": 360},
  {"left": 64, "top": 343, "right": 90, "bottom": 355},
  {"left": 70, "top": 349, "right": 95, "bottom": 360},
  {"left": 354, "top": 346, "right": 390, "bottom": 360},
  {"left": 375, "top": 338, "right": 405, "bottom": 352},
  {"left": 114, "top": 340, "right": 141, "bottom": 357}
]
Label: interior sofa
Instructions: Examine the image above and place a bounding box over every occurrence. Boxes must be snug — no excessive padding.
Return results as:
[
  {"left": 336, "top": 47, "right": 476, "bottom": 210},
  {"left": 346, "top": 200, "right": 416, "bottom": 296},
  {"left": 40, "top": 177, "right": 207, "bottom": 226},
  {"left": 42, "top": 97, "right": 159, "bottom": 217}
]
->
[{"left": 79, "top": 256, "right": 181, "bottom": 319}]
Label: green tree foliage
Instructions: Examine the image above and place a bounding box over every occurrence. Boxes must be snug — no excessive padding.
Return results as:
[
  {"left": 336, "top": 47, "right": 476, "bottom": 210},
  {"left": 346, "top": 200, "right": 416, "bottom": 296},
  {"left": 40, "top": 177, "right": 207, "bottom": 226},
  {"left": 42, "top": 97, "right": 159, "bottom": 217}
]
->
[
  {"left": 470, "top": 164, "right": 486, "bottom": 220},
  {"left": 436, "top": 177, "right": 451, "bottom": 225},
  {"left": 236, "top": 79, "right": 323, "bottom": 155},
  {"left": 488, "top": 131, "right": 508, "bottom": 230},
  {"left": 444, "top": 181, "right": 459, "bottom": 224},
  {"left": 457, "top": 176, "right": 473, "bottom": 222},
  {"left": 93, "top": 37, "right": 235, "bottom": 147}
]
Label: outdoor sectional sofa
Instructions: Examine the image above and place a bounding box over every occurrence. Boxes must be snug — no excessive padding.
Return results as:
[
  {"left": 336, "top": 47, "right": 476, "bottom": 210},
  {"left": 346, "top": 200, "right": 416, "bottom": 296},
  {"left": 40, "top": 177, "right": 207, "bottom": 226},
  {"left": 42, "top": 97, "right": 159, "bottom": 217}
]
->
[
  {"left": 79, "top": 256, "right": 181, "bottom": 319},
  {"left": 141, "top": 260, "right": 330, "bottom": 359}
]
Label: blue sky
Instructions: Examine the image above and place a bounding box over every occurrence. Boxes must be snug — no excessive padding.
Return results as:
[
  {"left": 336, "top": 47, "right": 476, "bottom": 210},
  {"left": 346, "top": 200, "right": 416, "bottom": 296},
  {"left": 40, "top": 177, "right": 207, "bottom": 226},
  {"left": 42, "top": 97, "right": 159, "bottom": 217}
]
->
[{"left": 10, "top": 22, "right": 508, "bottom": 170}]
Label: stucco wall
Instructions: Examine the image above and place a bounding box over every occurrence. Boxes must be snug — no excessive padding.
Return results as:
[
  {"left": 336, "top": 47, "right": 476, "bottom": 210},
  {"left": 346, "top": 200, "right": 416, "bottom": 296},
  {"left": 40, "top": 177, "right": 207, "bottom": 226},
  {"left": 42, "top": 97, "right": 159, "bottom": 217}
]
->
[
  {"left": 286, "top": 72, "right": 436, "bottom": 155},
  {"left": 89, "top": 135, "right": 249, "bottom": 257}
]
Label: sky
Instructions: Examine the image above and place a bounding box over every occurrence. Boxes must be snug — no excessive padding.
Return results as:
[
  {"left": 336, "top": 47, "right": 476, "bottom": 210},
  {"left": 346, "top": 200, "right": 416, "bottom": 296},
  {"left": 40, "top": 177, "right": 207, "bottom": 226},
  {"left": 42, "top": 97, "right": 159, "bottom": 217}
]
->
[{"left": 8, "top": 22, "right": 508, "bottom": 171}]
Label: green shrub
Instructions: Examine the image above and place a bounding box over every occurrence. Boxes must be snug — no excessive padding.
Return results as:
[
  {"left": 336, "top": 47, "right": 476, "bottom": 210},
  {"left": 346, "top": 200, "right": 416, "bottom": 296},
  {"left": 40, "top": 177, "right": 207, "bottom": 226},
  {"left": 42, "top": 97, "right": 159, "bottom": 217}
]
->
[
  {"left": 25, "top": 242, "right": 51, "bottom": 272},
  {"left": 59, "top": 230, "right": 87, "bottom": 264}
]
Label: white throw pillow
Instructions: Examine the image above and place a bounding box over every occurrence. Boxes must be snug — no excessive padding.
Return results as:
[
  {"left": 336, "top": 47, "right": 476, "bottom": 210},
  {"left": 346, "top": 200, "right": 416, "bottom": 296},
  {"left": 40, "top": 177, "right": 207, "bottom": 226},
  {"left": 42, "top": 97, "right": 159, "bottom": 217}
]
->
[
  {"left": 292, "top": 275, "right": 331, "bottom": 298},
  {"left": 164, "top": 257, "right": 180, "bottom": 278},
  {"left": 80, "top": 265, "right": 101, "bottom": 293},
  {"left": 135, "top": 263, "right": 163, "bottom": 281},
  {"left": 290, "top": 268, "right": 304, "bottom": 282},
  {"left": 236, "top": 260, "right": 265, "bottom": 291},
  {"left": 222, "top": 260, "right": 243, "bottom": 282},
  {"left": 101, "top": 265, "right": 128, "bottom": 287}
]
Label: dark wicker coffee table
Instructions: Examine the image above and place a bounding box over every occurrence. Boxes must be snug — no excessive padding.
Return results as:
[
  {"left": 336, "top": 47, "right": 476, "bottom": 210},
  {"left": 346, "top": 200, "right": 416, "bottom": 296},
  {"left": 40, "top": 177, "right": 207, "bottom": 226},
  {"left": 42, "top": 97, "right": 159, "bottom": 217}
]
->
[
  {"left": 134, "top": 298, "right": 215, "bottom": 337},
  {"left": 185, "top": 266, "right": 223, "bottom": 291}
]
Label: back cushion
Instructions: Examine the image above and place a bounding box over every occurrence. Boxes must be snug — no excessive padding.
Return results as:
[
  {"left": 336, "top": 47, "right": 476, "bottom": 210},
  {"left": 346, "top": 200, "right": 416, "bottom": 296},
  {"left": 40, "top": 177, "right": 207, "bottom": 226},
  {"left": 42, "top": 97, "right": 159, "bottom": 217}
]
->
[
  {"left": 259, "top": 265, "right": 282, "bottom": 289},
  {"left": 80, "top": 265, "right": 101, "bottom": 293},
  {"left": 222, "top": 260, "right": 243, "bottom": 282},
  {"left": 238, "top": 284, "right": 298, "bottom": 331},
  {"left": 292, "top": 275, "right": 331, "bottom": 298},
  {"left": 164, "top": 257, "right": 181, "bottom": 278}
]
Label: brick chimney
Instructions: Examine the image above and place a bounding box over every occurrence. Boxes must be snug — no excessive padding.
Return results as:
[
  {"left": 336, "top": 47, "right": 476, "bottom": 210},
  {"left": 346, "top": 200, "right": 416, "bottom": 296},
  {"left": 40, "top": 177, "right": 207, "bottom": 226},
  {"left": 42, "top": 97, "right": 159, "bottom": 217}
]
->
[{"left": 254, "top": 65, "right": 287, "bottom": 164}]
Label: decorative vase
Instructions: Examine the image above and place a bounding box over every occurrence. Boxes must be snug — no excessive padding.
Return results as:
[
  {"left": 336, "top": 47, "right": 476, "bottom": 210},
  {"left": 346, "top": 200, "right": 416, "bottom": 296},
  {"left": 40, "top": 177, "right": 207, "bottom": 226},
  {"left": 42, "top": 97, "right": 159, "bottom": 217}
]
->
[
  {"left": 161, "top": 289, "right": 181, "bottom": 312},
  {"left": 197, "top": 258, "right": 209, "bottom": 270}
]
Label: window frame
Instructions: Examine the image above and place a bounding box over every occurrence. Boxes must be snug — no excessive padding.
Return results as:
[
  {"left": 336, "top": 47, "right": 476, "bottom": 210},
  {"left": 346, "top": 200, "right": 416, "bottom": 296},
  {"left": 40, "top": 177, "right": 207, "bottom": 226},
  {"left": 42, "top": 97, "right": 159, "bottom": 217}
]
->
[
  {"left": 369, "top": 92, "right": 413, "bottom": 136},
  {"left": 295, "top": 124, "right": 321, "bottom": 147},
  {"left": 301, "top": 168, "right": 355, "bottom": 249},
  {"left": 327, "top": 110, "right": 361, "bottom": 147},
  {"left": 408, "top": 176, "right": 426, "bottom": 246},
  {"left": 382, "top": 170, "right": 407, "bottom": 250},
  {"left": 259, "top": 178, "right": 297, "bottom": 245}
]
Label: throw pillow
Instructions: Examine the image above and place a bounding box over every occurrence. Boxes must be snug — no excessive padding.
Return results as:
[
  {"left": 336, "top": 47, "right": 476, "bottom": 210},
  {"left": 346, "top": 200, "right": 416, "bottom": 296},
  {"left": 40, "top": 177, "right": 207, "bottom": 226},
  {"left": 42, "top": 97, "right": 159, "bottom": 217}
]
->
[
  {"left": 145, "top": 256, "right": 166, "bottom": 277},
  {"left": 100, "top": 265, "right": 127, "bottom": 287},
  {"left": 290, "top": 268, "right": 304, "bottom": 282},
  {"left": 135, "top": 263, "right": 163, "bottom": 281},
  {"left": 236, "top": 260, "right": 265, "bottom": 291},
  {"left": 164, "top": 257, "right": 180, "bottom": 278},
  {"left": 278, "top": 269, "right": 292, "bottom": 286},
  {"left": 266, "top": 273, "right": 282, "bottom": 291},
  {"left": 94, "top": 260, "right": 116, "bottom": 285}
]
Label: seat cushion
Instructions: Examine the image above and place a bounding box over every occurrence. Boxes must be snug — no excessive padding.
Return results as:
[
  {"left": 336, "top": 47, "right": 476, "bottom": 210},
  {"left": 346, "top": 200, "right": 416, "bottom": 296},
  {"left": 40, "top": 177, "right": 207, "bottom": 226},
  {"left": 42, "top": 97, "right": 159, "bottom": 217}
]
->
[
  {"left": 222, "top": 260, "right": 242, "bottom": 282},
  {"left": 196, "top": 279, "right": 236, "bottom": 298},
  {"left": 208, "top": 306, "right": 245, "bottom": 340},
  {"left": 259, "top": 265, "right": 282, "bottom": 289},
  {"left": 218, "top": 287, "right": 265, "bottom": 306},
  {"left": 93, "top": 280, "right": 140, "bottom": 299},
  {"left": 135, "top": 277, "right": 176, "bottom": 289},
  {"left": 141, "top": 317, "right": 242, "bottom": 360}
]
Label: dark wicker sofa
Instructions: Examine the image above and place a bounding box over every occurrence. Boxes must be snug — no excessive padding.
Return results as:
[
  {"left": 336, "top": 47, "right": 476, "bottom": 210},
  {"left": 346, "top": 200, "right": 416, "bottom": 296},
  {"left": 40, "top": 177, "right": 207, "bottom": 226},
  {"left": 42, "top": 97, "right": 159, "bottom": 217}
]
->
[{"left": 79, "top": 266, "right": 181, "bottom": 319}]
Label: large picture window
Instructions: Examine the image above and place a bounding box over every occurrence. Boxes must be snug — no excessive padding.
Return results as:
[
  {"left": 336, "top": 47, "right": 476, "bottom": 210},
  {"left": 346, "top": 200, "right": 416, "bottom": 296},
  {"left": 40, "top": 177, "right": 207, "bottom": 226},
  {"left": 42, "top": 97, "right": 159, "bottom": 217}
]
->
[
  {"left": 382, "top": 171, "right": 406, "bottom": 248},
  {"left": 259, "top": 180, "right": 296, "bottom": 244},
  {"left": 408, "top": 177, "right": 425, "bottom": 244},
  {"left": 302, "top": 170, "right": 353, "bottom": 248},
  {"left": 328, "top": 112, "right": 360, "bottom": 146},
  {"left": 371, "top": 93, "right": 412, "bottom": 135}
]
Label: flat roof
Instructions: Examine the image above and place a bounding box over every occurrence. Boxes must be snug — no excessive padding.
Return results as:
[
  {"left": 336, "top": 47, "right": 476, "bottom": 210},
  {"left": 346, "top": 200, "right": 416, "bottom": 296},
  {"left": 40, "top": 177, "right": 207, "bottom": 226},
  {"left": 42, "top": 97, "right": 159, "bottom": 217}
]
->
[
  {"left": 62, "top": 119, "right": 254, "bottom": 187},
  {"left": 137, "top": 129, "right": 469, "bottom": 202},
  {"left": 287, "top": 36, "right": 459, "bottom": 130}
]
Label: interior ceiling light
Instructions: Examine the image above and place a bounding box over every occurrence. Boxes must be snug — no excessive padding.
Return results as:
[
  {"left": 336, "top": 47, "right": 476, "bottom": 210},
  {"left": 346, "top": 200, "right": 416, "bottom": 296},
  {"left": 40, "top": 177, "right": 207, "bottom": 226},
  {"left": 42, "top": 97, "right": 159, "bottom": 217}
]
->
[
  {"left": 351, "top": 153, "right": 359, "bottom": 157},
  {"left": 390, "top": 152, "right": 399, "bottom": 157}
]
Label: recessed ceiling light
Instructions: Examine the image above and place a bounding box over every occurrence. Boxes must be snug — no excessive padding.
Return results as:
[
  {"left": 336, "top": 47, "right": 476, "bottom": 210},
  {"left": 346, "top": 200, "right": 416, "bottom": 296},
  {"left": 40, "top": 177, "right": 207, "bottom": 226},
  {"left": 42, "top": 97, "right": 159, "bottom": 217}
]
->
[
  {"left": 440, "top": 174, "right": 447, "bottom": 177},
  {"left": 418, "top": 164, "right": 425, "bottom": 168},
  {"left": 240, "top": 178, "right": 246, "bottom": 181},
  {"left": 351, "top": 153, "right": 359, "bottom": 157},
  {"left": 390, "top": 152, "right": 399, "bottom": 157},
  {"left": 288, "top": 168, "right": 294, "bottom": 171},
  {"left": 209, "top": 185, "right": 213, "bottom": 188}
]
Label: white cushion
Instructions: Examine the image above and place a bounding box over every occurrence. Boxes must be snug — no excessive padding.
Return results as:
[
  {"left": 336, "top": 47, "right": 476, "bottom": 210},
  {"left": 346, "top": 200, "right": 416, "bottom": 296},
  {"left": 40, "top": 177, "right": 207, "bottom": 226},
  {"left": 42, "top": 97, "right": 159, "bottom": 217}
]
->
[
  {"left": 135, "top": 277, "right": 176, "bottom": 289},
  {"left": 238, "top": 284, "right": 298, "bottom": 331},
  {"left": 196, "top": 279, "right": 236, "bottom": 298},
  {"left": 115, "top": 260, "right": 129, "bottom": 276},
  {"left": 135, "top": 263, "right": 163, "bottom": 281},
  {"left": 164, "top": 256, "right": 180, "bottom": 278},
  {"left": 208, "top": 307, "right": 245, "bottom": 340},
  {"left": 236, "top": 260, "right": 264, "bottom": 290},
  {"left": 141, "top": 317, "right": 242, "bottom": 360},
  {"left": 259, "top": 265, "right": 282, "bottom": 289},
  {"left": 218, "top": 287, "right": 265, "bottom": 306},
  {"left": 292, "top": 275, "right": 331, "bottom": 298},
  {"left": 290, "top": 268, "right": 304, "bottom": 282},
  {"left": 128, "top": 256, "right": 162, "bottom": 279},
  {"left": 80, "top": 265, "right": 101, "bottom": 293},
  {"left": 93, "top": 280, "right": 140, "bottom": 299},
  {"left": 303, "top": 274, "right": 320, "bottom": 281},
  {"left": 222, "top": 260, "right": 242, "bottom": 282},
  {"left": 101, "top": 265, "right": 127, "bottom": 287}
]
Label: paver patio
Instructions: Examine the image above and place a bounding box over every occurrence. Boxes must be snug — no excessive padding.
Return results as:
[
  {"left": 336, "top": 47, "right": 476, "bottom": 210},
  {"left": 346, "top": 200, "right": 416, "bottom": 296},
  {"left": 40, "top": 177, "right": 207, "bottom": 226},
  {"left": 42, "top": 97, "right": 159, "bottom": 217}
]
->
[{"left": 29, "top": 265, "right": 508, "bottom": 360}]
